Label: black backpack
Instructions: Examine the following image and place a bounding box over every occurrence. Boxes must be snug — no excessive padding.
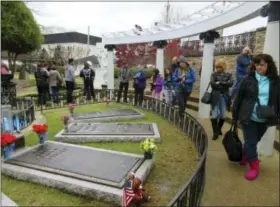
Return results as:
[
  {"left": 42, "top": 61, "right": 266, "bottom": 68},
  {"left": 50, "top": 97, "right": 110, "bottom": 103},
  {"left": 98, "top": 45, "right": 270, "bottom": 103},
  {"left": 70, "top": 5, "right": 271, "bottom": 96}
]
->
[{"left": 222, "top": 122, "right": 242, "bottom": 162}]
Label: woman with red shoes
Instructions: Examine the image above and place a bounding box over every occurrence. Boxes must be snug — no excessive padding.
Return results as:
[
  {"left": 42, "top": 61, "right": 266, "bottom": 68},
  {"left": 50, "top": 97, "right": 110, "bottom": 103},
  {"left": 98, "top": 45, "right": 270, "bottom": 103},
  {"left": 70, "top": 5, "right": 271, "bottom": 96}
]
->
[{"left": 232, "top": 54, "right": 280, "bottom": 181}]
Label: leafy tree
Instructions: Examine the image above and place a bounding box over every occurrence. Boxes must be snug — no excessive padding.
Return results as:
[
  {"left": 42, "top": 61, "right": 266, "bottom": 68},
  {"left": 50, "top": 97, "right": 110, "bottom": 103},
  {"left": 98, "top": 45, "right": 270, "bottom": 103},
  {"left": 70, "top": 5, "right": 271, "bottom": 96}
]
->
[
  {"left": 38, "top": 48, "right": 49, "bottom": 62},
  {"left": 1, "top": 1, "right": 44, "bottom": 73}
]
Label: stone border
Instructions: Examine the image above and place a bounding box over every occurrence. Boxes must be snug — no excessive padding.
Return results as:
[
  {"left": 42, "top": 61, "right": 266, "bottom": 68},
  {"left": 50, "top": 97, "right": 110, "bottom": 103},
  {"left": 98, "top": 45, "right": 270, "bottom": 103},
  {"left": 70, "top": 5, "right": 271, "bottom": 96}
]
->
[
  {"left": 55, "top": 123, "right": 161, "bottom": 143},
  {"left": 1, "top": 193, "right": 18, "bottom": 206},
  {"left": 72, "top": 109, "right": 146, "bottom": 123},
  {"left": 2, "top": 141, "right": 154, "bottom": 206}
]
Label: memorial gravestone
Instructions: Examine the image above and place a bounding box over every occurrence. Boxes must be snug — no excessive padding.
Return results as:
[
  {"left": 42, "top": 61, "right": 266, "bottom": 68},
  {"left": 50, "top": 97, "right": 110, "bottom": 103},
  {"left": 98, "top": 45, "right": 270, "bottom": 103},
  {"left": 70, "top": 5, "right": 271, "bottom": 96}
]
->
[
  {"left": 55, "top": 123, "right": 161, "bottom": 143},
  {"left": 72, "top": 109, "right": 145, "bottom": 122},
  {"left": 2, "top": 141, "right": 154, "bottom": 205},
  {"left": 5, "top": 142, "right": 143, "bottom": 188}
]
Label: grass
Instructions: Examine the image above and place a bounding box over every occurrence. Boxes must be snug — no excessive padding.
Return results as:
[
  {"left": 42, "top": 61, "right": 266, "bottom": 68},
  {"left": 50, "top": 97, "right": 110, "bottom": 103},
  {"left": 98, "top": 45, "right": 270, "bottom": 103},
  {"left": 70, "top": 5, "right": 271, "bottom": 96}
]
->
[{"left": 2, "top": 103, "right": 198, "bottom": 206}]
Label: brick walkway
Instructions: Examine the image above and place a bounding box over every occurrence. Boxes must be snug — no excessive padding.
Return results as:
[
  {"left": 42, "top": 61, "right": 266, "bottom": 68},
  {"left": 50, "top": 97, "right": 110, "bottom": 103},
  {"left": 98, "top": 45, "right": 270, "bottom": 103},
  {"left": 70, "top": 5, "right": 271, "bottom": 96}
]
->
[{"left": 185, "top": 98, "right": 279, "bottom": 206}]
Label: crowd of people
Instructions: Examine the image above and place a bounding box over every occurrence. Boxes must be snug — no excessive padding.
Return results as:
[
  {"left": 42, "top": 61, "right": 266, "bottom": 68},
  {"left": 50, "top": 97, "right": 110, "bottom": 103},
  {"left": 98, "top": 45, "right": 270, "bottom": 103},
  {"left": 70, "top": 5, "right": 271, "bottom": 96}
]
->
[
  {"left": 33, "top": 59, "right": 96, "bottom": 105},
  {"left": 117, "top": 56, "right": 197, "bottom": 122},
  {"left": 116, "top": 47, "right": 280, "bottom": 182},
  {"left": 17, "top": 46, "right": 280, "bottom": 183}
]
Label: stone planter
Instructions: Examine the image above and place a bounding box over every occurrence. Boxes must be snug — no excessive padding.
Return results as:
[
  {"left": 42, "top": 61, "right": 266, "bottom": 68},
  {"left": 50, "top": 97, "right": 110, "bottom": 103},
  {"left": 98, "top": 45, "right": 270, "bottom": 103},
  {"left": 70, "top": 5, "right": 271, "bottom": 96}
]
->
[{"left": 39, "top": 132, "right": 48, "bottom": 144}]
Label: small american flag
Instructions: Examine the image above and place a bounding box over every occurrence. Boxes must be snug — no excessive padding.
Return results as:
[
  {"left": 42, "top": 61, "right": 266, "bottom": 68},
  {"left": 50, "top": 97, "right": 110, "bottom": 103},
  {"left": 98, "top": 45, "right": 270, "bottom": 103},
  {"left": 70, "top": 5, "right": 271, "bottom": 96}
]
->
[{"left": 123, "top": 187, "right": 135, "bottom": 207}]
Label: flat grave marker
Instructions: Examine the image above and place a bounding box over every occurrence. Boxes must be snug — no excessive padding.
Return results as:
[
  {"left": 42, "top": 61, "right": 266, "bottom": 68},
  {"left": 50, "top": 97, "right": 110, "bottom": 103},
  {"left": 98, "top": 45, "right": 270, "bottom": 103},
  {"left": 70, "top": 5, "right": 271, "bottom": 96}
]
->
[
  {"left": 72, "top": 109, "right": 145, "bottom": 122},
  {"left": 2, "top": 141, "right": 154, "bottom": 205},
  {"left": 55, "top": 123, "right": 161, "bottom": 143}
]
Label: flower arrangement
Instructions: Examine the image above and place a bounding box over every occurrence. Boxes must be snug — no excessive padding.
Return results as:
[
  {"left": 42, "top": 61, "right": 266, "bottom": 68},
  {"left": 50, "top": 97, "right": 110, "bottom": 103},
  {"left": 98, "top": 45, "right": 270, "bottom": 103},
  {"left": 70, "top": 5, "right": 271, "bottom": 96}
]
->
[
  {"left": 32, "top": 124, "right": 48, "bottom": 144},
  {"left": 1, "top": 133, "right": 16, "bottom": 160},
  {"left": 61, "top": 114, "right": 70, "bottom": 131},
  {"left": 68, "top": 104, "right": 76, "bottom": 115},
  {"left": 140, "top": 138, "right": 157, "bottom": 159},
  {"left": 104, "top": 97, "right": 110, "bottom": 105}
]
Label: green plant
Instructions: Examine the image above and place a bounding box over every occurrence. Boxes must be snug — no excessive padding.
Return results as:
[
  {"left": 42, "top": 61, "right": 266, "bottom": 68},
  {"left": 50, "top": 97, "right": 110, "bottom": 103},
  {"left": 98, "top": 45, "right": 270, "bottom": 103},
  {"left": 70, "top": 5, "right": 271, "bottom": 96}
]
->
[{"left": 140, "top": 138, "right": 157, "bottom": 152}]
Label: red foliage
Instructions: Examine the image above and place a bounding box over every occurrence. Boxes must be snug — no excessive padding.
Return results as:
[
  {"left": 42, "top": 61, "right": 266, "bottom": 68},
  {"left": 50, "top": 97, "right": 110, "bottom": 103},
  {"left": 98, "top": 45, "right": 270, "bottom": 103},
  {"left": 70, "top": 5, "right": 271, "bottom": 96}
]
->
[
  {"left": 32, "top": 124, "right": 48, "bottom": 135},
  {"left": 115, "top": 40, "right": 183, "bottom": 68},
  {"left": 1, "top": 133, "right": 16, "bottom": 147}
]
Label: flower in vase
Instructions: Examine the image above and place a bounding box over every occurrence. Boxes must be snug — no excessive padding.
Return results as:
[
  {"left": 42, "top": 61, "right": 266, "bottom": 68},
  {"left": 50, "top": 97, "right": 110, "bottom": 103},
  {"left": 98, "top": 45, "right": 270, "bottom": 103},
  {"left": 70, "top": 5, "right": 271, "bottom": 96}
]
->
[
  {"left": 68, "top": 104, "right": 76, "bottom": 114},
  {"left": 140, "top": 138, "right": 157, "bottom": 159},
  {"left": 32, "top": 124, "right": 48, "bottom": 144},
  {"left": 1, "top": 133, "right": 17, "bottom": 160},
  {"left": 61, "top": 114, "right": 70, "bottom": 131},
  {"left": 104, "top": 97, "right": 110, "bottom": 105}
]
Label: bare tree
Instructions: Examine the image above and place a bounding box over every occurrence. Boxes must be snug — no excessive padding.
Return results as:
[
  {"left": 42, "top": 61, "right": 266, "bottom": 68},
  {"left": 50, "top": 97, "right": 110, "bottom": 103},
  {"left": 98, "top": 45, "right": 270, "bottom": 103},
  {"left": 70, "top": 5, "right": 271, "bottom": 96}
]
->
[
  {"left": 47, "top": 45, "right": 90, "bottom": 65},
  {"left": 158, "top": 4, "right": 188, "bottom": 24}
]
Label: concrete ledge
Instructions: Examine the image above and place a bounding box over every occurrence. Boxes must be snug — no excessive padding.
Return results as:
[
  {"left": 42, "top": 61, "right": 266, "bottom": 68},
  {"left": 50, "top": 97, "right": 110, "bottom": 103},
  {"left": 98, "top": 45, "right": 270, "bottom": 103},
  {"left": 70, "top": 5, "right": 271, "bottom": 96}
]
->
[
  {"left": 2, "top": 142, "right": 154, "bottom": 206},
  {"left": 1, "top": 193, "right": 18, "bottom": 206},
  {"left": 55, "top": 123, "right": 161, "bottom": 143}
]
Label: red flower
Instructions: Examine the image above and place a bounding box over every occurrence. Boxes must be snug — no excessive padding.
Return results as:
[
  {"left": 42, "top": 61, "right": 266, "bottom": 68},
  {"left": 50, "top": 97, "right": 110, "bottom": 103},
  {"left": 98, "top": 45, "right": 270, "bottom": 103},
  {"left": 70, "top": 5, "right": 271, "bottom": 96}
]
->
[
  {"left": 103, "top": 97, "right": 110, "bottom": 105},
  {"left": 1, "top": 133, "right": 16, "bottom": 147},
  {"left": 32, "top": 124, "right": 48, "bottom": 135}
]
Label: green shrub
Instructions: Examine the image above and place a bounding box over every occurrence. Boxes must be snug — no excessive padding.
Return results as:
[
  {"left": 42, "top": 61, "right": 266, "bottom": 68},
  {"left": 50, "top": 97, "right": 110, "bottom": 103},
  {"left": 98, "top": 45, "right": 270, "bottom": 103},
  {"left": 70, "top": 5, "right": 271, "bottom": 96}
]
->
[{"left": 114, "top": 67, "right": 153, "bottom": 79}]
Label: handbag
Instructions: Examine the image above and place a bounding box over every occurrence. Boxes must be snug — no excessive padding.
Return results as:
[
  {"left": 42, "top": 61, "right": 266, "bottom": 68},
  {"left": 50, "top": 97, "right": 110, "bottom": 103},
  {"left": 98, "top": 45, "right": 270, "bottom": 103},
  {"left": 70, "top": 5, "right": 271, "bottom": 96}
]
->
[
  {"left": 201, "top": 83, "right": 211, "bottom": 104},
  {"left": 222, "top": 122, "right": 242, "bottom": 162},
  {"left": 256, "top": 99, "right": 276, "bottom": 119}
]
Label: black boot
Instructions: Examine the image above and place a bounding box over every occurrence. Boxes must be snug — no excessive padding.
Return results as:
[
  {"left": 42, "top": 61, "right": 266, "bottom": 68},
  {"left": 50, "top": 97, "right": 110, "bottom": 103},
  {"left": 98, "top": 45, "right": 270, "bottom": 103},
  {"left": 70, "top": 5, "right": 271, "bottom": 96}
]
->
[
  {"left": 210, "top": 119, "right": 219, "bottom": 140},
  {"left": 218, "top": 119, "right": 225, "bottom": 135}
]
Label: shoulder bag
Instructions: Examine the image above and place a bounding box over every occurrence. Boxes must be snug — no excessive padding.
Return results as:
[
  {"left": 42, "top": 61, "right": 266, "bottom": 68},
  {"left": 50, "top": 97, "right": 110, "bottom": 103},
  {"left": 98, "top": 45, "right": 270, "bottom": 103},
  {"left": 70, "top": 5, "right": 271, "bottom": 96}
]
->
[
  {"left": 201, "top": 82, "right": 211, "bottom": 104},
  {"left": 256, "top": 99, "right": 276, "bottom": 119}
]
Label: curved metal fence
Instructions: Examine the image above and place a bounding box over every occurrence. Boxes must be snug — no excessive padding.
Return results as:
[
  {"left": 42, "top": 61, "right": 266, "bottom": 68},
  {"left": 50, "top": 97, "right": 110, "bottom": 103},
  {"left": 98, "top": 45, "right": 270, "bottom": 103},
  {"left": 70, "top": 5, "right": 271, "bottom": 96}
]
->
[{"left": 12, "top": 89, "right": 208, "bottom": 207}]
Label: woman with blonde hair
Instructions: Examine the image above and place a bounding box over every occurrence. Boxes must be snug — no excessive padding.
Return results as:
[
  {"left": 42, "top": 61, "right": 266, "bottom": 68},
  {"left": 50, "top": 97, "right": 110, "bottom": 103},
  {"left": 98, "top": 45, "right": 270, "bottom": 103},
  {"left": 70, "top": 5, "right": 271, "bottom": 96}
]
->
[{"left": 210, "top": 59, "right": 233, "bottom": 140}]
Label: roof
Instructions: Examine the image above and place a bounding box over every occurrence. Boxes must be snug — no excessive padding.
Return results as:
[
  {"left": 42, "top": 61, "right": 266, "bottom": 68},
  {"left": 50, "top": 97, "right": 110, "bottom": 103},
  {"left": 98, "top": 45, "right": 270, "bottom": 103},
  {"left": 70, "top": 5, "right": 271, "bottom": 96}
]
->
[
  {"left": 74, "top": 55, "right": 100, "bottom": 65},
  {"left": 43, "top": 32, "right": 102, "bottom": 45}
]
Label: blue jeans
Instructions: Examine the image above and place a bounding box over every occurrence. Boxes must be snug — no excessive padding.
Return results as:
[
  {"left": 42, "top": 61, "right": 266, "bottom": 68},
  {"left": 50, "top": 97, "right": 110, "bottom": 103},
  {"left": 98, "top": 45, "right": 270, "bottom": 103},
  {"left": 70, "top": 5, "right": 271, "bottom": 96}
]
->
[
  {"left": 164, "top": 89, "right": 173, "bottom": 105},
  {"left": 231, "top": 73, "right": 246, "bottom": 98},
  {"left": 211, "top": 95, "right": 226, "bottom": 119},
  {"left": 51, "top": 86, "right": 59, "bottom": 103},
  {"left": 242, "top": 120, "right": 267, "bottom": 162}
]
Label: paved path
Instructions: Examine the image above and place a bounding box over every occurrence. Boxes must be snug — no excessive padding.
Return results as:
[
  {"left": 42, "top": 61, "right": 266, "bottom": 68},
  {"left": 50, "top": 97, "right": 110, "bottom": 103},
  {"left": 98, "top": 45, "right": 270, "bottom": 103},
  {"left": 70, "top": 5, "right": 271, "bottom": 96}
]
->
[
  {"left": 185, "top": 106, "right": 279, "bottom": 206},
  {"left": 2, "top": 193, "right": 18, "bottom": 206}
]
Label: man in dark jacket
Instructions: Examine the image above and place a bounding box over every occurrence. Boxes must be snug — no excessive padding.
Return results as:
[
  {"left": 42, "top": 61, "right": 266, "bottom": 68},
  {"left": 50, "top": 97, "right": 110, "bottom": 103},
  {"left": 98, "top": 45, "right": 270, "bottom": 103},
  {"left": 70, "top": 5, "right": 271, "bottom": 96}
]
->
[
  {"left": 117, "top": 62, "right": 131, "bottom": 103},
  {"left": 80, "top": 61, "right": 95, "bottom": 100},
  {"left": 231, "top": 47, "right": 251, "bottom": 97}
]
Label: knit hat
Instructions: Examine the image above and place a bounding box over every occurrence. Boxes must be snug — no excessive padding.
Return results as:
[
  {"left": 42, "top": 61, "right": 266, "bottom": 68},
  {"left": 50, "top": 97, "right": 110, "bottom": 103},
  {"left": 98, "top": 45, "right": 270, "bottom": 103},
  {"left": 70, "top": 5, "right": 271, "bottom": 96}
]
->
[{"left": 178, "top": 56, "right": 188, "bottom": 64}]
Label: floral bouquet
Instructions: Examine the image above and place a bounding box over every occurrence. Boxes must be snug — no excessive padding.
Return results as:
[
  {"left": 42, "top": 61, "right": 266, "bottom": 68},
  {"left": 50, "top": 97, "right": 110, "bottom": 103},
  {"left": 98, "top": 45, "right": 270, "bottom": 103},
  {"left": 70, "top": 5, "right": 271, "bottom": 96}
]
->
[
  {"left": 32, "top": 124, "right": 48, "bottom": 144},
  {"left": 140, "top": 138, "right": 157, "bottom": 159},
  {"left": 61, "top": 114, "right": 70, "bottom": 131},
  {"left": 68, "top": 104, "right": 76, "bottom": 116},
  {"left": 1, "top": 133, "right": 16, "bottom": 161},
  {"left": 104, "top": 97, "right": 110, "bottom": 105}
]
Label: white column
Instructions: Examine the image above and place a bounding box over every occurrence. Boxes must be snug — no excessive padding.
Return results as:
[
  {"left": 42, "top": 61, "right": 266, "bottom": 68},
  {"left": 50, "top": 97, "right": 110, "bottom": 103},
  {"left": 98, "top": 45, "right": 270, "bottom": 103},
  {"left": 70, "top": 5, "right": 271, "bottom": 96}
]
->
[
  {"left": 156, "top": 48, "right": 164, "bottom": 75},
  {"left": 107, "top": 50, "right": 114, "bottom": 90},
  {"left": 258, "top": 9, "right": 279, "bottom": 156},
  {"left": 198, "top": 43, "right": 215, "bottom": 119}
]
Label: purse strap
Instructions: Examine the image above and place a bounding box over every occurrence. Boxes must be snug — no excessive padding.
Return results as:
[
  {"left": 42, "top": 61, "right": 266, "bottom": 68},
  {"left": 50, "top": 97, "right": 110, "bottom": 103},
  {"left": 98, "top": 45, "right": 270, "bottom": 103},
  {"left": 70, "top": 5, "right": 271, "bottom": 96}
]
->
[
  {"left": 205, "top": 82, "right": 211, "bottom": 91},
  {"left": 229, "top": 121, "right": 238, "bottom": 133}
]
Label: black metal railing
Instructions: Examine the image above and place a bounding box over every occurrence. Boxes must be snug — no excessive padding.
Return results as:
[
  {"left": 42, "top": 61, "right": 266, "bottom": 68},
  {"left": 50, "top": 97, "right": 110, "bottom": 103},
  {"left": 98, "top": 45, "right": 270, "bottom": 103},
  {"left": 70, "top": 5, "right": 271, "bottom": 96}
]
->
[{"left": 11, "top": 89, "right": 208, "bottom": 207}]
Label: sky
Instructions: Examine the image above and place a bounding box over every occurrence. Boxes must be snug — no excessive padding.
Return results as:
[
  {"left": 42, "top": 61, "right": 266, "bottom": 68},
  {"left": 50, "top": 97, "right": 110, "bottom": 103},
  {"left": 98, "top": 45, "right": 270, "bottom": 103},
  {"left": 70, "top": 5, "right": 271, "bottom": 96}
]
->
[{"left": 27, "top": 1, "right": 268, "bottom": 38}]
